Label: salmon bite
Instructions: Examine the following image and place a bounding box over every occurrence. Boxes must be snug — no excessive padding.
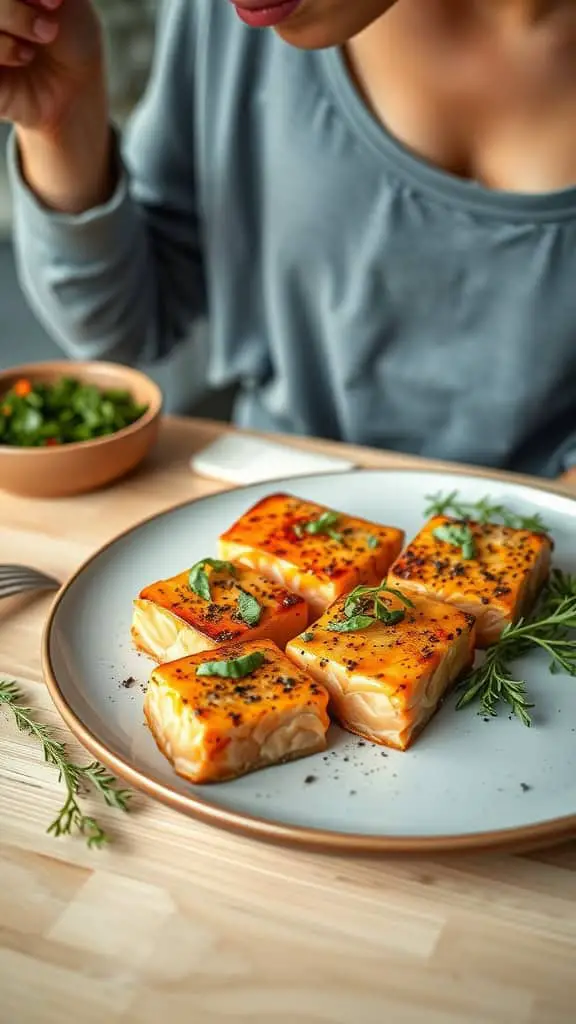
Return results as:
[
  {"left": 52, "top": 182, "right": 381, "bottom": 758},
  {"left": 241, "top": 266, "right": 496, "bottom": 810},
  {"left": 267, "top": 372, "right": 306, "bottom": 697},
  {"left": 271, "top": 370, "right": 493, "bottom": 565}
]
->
[
  {"left": 286, "top": 587, "right": 476, "bottom": 751},
  {"left": 132, "top": 559, "right": 308, "bottom": 662},
  {"left": 144, "top": 639, "right": 330, "bottom": 783},
  {"left": 218, "top": 493, "right": 405, "bottom": 619},
  {"left": 388, "top": 516, "right": 553, "bottom": 647}
]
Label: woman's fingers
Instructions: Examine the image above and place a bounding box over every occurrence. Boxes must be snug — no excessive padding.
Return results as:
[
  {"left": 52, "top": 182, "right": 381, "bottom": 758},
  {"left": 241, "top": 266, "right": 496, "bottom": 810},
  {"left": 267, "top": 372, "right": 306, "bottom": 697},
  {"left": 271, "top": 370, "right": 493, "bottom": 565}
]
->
[
  {"left": 0, "top": 0, "right": 59, "bottom": 46},
  {"left": 0, "top": 32, "right": 35, "bottom": 66}
]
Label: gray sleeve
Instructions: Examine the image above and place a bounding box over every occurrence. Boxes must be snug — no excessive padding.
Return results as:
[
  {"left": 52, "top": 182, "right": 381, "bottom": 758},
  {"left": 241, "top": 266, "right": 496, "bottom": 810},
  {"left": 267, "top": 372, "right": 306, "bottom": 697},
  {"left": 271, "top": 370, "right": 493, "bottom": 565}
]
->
[
  {"left": 549, "top": 434, "right": 576, "bottom": 476},
  {"left": 9, "top": 0, "right": 205, "bottom": 365}
]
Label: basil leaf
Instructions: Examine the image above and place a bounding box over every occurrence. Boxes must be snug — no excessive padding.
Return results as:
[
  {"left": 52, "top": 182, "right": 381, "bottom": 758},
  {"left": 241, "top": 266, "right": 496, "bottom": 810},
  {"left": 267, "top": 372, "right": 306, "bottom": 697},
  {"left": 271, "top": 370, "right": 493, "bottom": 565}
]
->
[
  {"left": 344, "top": 584, "right": 375, "bottom": 618},
  {"left": 433, "top": 524, "right": 464, "bottom": 544},
  {"left": 433, "top": 524, "right": 477, "bottom": 560},
  {"left": 188, "top": 558, "right": 236, "bottom": 601},
  {"left": 237, "top": 588, "right": 262, "bottom": 626},
  {"left": 345, "top": 580, "right": 413, "bottom": 622},
  {"left": 374, "top": 599, "right": 406, "bottom": 626},
  {"left": 197, "top": 651, "right": 266, "bottom": 680},
  {"left": 305, "top": 511, "right": 339, "bottom": 534},
  {"left": 367, "top": 535, "right": 380, "bottom": 549},
  {"left": 327, "top": 615, "right": 376, "bottom": 633},
  {"left": 461, "top": 538, "right": 476, "bottom": 560},
  {"left": 381, "top": 586, "right": 414, "bottom": 609},
  {"left": 295, "top": 510, "right": 342, "bottom": 542}
]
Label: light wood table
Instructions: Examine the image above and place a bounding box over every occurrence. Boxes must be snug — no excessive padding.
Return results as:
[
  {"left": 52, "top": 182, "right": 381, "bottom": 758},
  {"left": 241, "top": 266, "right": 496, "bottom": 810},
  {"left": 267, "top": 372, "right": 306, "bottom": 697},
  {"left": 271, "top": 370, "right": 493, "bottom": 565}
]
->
[{"left": 2, "top": 416, "right": 576, "bottom": 1024}]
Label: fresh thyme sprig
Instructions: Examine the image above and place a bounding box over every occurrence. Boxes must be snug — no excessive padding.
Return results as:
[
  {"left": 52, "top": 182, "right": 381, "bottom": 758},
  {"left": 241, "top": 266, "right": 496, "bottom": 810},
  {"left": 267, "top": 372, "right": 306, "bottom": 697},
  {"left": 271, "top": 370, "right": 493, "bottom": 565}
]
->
[
  {"left": 456, "top": 586, "right": 576, "bottom": 725},
  {"left": 424, "top": 490, "right": 550, "bottom": 533},
  {"left": 0, "top": 679, "right": 131, "bottom": 846},
  {"left": 327, "top": 579, "right": 414, "bottom": 632}
]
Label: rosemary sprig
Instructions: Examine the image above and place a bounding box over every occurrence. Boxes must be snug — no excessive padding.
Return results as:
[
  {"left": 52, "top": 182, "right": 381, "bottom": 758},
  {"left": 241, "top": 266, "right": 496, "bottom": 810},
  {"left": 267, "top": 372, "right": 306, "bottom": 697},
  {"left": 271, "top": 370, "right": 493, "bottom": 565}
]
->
[
  {"left": 456, "top": 586, "right": 576, "bottom": 725},
  {"left": 540, "top": 568, "right": 576, "bottom": 612},
  {"left": 424, "top": 490, "right": 550, "bottom": 533},
  {"left": 0, "top": 679, "right": 131, "bottom": 846},
  {"left": 456, "top": 648, "right": 534, "bottom": 727}
]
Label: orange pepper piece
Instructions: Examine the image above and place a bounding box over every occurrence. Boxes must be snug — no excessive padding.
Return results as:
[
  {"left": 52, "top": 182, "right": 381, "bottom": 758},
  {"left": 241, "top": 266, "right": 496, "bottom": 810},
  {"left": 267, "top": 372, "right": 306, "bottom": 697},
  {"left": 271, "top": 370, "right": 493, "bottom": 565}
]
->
[{"left": 13, "top": 378, "right": 32, "bottom": 398}]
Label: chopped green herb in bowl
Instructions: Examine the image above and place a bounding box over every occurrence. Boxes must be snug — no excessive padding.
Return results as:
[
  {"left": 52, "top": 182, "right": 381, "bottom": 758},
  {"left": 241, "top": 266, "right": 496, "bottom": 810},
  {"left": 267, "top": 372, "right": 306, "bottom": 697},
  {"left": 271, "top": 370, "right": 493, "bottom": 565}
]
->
[
  {"left": 0, "top": 361, "right": 162, "bottom": 498},
  {"left": 0, "top": 376, "right": 148, "bottom": 448}
]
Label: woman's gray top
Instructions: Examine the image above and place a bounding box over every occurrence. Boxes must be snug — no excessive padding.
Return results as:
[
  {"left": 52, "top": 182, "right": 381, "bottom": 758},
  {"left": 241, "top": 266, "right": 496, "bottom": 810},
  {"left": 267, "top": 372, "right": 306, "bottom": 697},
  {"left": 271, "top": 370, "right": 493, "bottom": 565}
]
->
[{"left": 9, "top": 0, "right": 576, "bottom": 475}]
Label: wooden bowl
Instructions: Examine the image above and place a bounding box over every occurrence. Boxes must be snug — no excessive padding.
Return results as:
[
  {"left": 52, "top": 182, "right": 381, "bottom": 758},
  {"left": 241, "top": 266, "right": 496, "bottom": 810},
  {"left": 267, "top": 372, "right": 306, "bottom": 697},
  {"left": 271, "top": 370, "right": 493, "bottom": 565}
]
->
[{"left": 0, "top": 361, "right": 163, "bottom": 498}]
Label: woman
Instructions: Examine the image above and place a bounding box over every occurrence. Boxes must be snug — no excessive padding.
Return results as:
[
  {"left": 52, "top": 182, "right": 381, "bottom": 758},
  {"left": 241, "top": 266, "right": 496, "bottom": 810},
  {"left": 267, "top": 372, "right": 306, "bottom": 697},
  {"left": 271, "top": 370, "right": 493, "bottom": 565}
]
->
[{"left": 2, "top": 0, "right": 576, "bottom": 477}]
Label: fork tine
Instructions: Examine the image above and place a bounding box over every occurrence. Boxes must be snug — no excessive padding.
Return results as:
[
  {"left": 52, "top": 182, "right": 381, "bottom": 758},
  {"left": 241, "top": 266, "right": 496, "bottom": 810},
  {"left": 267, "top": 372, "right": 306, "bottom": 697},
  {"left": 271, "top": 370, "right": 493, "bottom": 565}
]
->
[
  {"left": 0, "top": 579, "right": 59, "bottom": 599},
  {"left": 0, "top": 563, "right": 59, "bottom": 598},
  {"left": 0, "top": 569, "right": 59, "bottom": 585},
  {"left": 0, "top": 569, "right": 56, "bottom": 584},
  {"left": 0, "top": 569, "right": 44, "bottom": 585}
]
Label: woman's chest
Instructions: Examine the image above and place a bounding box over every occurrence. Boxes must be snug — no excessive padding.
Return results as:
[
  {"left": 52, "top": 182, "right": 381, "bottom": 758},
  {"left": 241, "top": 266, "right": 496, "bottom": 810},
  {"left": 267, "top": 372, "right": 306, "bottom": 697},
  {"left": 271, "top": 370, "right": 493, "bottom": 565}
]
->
[{"left": 347, "top": 7, "right": 576, "bottom": 194}]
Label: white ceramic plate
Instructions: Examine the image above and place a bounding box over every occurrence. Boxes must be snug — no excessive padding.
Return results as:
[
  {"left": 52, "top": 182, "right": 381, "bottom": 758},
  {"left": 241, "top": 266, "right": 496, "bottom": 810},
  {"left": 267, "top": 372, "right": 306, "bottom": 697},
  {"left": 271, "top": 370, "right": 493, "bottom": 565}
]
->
[{"left": 44, "top": 469, "right": 576, "bottom": 853}]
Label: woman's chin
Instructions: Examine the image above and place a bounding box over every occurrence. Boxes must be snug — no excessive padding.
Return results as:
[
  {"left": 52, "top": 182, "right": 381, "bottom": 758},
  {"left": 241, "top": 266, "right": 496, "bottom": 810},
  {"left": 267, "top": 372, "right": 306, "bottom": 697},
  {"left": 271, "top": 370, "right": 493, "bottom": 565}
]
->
[{"left": 272, "top": 0, "right": 391, "bottom": 50}]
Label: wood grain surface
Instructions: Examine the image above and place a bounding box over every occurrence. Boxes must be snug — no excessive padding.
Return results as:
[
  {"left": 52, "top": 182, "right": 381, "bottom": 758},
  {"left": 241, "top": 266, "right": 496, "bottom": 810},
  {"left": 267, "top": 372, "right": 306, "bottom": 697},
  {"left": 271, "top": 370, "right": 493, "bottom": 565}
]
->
[{"left": 2, "top": 416, "right": 576, "bottom": 1024}]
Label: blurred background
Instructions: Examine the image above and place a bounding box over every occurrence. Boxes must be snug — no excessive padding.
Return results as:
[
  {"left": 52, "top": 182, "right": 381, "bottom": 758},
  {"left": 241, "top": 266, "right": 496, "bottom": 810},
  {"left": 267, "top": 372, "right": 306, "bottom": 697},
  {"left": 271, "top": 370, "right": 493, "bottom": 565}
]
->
[{"left": 0, "top": 0, "right": 235, "bottom": 421}]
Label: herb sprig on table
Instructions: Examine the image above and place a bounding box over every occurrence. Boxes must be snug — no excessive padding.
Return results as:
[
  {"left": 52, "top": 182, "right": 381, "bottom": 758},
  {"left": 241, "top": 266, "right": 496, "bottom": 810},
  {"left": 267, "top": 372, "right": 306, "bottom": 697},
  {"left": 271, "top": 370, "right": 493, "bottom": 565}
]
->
[
  {"left": 425, "top": 490, "right": 550, "bottom": 533},
  {"left": 0, "top": 680, "right": 131, "bottom": 847}
]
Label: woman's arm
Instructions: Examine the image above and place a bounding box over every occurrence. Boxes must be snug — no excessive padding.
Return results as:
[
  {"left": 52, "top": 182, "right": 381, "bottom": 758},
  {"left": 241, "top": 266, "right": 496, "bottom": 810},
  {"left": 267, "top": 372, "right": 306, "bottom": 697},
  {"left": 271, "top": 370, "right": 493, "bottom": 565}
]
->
[{"left": 10, "top": 0, "right": 206, "bottom": 365}]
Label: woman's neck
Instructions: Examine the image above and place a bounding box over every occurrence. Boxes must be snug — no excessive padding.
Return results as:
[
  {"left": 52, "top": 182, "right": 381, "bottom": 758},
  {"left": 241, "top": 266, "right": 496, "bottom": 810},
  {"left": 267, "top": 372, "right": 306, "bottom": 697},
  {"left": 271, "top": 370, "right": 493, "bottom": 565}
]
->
[{"left": 451, "top": 0, "right": 571, "bottom": 27}]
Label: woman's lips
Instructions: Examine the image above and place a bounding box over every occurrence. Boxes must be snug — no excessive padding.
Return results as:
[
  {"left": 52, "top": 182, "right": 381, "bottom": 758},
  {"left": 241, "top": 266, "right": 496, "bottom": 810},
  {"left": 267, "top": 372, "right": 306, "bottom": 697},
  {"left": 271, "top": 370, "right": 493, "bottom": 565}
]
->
[{"left": 232, "top": 0, "right": 302, "bottom": 28}]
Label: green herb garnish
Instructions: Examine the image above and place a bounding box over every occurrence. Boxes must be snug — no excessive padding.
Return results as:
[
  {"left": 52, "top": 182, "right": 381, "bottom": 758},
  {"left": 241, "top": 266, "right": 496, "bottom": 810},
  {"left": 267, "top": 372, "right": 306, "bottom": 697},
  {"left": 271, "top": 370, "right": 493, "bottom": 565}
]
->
[
  {"left": 0, "top": 376, "right": 147, "bottom": 447},
  {"left": 456, "top": 653, "right": 534, "bottom": 728},
  {"left": 294, "top": 510, "right": 343, "bottom": 543},
  {"left": 327, "top": 615, "right": 376, "bottom": 634},
  {"left": 188, "top": 559, "right": 236, "bottom": 601},
  {"left": 456, "top": 573, "right": 576, "bottom": 726},
  {"left": 374, "top": 598, "right": 406, "bottom": 626},
  {"left": 0, "top": 679, "right": 131, "bottom": 846},
  {"left": 367, "top": 535, "right": 380, "bottom": 550},
  {"left": 328, "top": 579, "right": 414, "bottom": 632},
  {"left": 541, "top": 568, "right": 576, "bottom": 610},
  {"left": 236, "top": 589, "right": 262, "bottom": 626},
  {"left": 301, "top": 632, "right": 315, "bottom": 642},
  {"left": 433, "top": 523, "right": 477, "bottom": 560},
  {"left": 425, "top": 490, "right": 550, "bottom": 533},
  {"left": 197, "top": 651, "right": 266, "bottom": 679}
]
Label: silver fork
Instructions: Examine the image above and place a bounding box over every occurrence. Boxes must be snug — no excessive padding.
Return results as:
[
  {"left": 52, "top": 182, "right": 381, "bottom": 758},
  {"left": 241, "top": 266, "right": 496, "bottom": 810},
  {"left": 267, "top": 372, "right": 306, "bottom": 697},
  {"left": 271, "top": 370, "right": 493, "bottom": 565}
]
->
[{"left": 0, "top": 564, "right": 60, "bottom": 600}]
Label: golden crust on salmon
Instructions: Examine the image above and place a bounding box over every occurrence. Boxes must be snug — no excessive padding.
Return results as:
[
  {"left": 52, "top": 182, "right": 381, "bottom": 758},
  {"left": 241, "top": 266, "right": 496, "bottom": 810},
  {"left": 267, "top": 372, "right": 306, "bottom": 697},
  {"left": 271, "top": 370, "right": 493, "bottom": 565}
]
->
[
  {"left": 218, "top": 493, "right": 404, "bottom": 619},
  {"left": 144, "top": 639, "right": 330, "bottom": 783},
  {"left": 388, "top": 515, "right": 552, "bottom": 646},
  {"left": 132, "top": 562, "right": 308, "bottom": 663},
  {"left": 286, "top": 588, "right": 476, "bottom": 751}
]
